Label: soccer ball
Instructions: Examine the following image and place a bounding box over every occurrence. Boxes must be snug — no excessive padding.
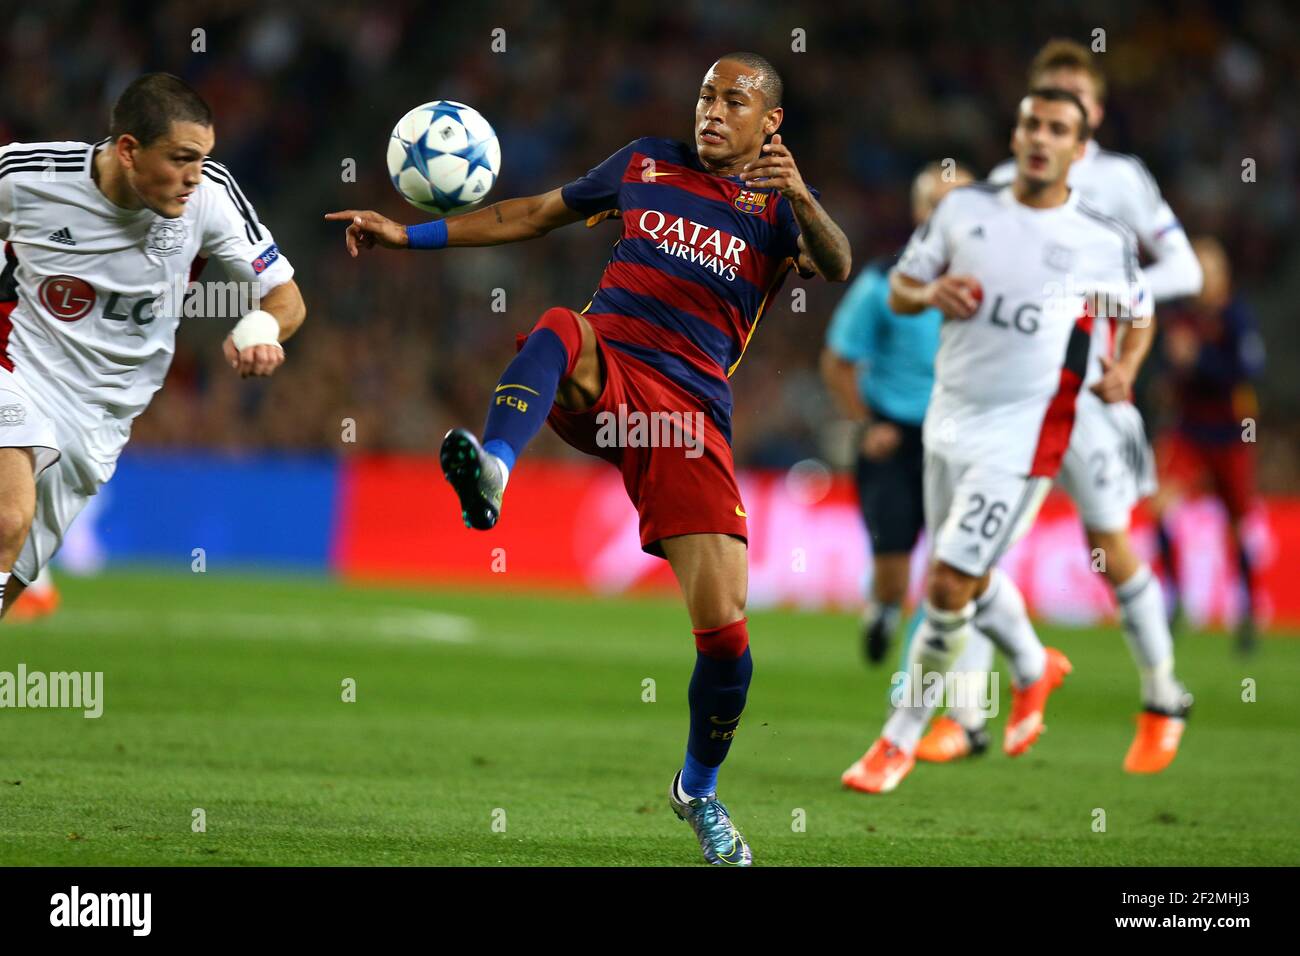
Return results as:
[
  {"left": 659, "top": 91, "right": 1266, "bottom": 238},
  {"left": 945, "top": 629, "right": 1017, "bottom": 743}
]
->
[{"left": 386, "top": 101, "right": 501, "bottom": 214}]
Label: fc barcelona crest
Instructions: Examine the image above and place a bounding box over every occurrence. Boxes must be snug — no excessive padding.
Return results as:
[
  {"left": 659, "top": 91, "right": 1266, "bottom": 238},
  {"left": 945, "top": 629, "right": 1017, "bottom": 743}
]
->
[{"left": 733, "top": 189, "right": 769, "bottom": 215}]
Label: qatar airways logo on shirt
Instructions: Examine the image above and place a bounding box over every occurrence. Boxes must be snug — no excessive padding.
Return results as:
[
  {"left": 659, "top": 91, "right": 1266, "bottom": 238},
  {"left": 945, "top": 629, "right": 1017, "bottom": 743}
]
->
[{"left": 636, "top": 211, "right": 746, "bottom": 281}]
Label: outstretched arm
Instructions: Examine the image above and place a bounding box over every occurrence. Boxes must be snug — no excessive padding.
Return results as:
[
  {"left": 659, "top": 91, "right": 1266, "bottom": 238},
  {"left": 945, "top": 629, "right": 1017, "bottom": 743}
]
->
[{"left": 325, "top": 188, "right": 585, "bottom": 256}]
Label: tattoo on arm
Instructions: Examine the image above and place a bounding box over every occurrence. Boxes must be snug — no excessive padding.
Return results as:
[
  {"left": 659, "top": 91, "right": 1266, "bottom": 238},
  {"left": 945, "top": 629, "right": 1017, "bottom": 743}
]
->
[
  {"left": 494, "top": 207, "right": 503, "bottom": 224},
  {"left": 793, "top": 196, "right": 851, "bottom": 280}
]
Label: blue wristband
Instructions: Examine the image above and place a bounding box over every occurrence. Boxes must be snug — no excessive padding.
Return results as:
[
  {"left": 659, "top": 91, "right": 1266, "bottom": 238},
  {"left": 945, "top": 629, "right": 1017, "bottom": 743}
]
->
[{"left": 406, "top": 219, "right": 448, "bottom": 250}]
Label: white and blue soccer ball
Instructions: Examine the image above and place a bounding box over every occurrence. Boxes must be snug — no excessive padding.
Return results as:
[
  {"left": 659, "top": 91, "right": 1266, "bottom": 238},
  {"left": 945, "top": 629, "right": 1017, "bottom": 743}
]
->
[{"left": 386, "top": 100, "right": 501, "bottom": 214}]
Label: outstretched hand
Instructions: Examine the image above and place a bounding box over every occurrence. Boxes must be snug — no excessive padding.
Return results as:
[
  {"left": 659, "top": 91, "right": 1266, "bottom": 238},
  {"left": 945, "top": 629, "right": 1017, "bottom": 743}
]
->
[{"left": 323, "top": 209, "right": 409, "bottom": 257}]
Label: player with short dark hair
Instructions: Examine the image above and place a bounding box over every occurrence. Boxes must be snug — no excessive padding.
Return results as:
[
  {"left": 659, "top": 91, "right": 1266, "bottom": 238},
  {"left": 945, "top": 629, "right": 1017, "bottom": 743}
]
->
[
  {"left": 842, "top": 88, "right": 1150, "bottom": 794},
  {"left": 327, "top": 53, "right": 851, "bottom": 865},
  {"left": 919, "top": 39, "right": 1201, "bottom": 774},
  {"left": 0, "top": 72, "right": 305, "bottom": 617},
  {"left": 109, "top": 72, "right": 215, "bottom": 146}
]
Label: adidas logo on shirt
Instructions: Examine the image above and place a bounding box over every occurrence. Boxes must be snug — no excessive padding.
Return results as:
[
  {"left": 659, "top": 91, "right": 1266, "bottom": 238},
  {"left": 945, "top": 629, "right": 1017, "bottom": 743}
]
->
[{"left": 48, "top": 227, "right": 76, "bottom": 246}]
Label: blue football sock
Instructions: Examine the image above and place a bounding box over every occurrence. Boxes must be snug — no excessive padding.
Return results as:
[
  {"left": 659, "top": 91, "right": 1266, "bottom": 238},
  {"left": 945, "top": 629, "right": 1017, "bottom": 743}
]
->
[
  {"left": 482, "top": 439, "right": 516, "bottom": 473},
  {"left": 681, "top": 752, "right": 719, "bottom": 800},
  {"left": 481, "top": 328, "right": 569, "bottom": 472},
  {"left": 682, "top": 645, "right": 753, "bottom": 798}
]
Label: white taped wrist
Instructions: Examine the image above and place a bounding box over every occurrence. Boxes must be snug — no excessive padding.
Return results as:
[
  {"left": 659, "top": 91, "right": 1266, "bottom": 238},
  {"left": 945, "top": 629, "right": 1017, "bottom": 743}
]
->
[{"left": 231, "top": 310, "right": 282, "bottom": 350}]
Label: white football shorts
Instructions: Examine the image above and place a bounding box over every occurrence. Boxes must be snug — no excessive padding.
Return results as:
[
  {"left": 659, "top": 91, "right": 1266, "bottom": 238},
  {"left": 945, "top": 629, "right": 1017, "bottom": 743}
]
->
[
  {"left": 0, "top": 366, "right": 109, "bottom": 585},
  {"left": 924, "top": 448, "right": 1052, "bottom": 578},
  {"left": 1056, "top": 397, "right": 1156, "bottom": 533}
]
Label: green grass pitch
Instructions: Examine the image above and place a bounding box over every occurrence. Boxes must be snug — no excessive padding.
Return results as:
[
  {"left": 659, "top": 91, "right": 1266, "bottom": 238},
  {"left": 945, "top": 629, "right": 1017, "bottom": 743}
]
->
[{"left": 1, "top": 570, "right": 1296, "bottom": 866}]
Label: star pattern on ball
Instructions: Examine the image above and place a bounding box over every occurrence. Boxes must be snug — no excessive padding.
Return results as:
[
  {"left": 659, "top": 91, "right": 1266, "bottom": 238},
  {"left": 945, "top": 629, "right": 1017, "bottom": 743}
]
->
[{"left": 395, "top": 101, "right": 498, "bottom": 210}]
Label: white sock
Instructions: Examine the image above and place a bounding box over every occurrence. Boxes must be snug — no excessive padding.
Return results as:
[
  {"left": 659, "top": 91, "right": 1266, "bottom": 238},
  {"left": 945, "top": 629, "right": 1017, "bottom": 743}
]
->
[
  {"left": 674, "top": 773, "right": 694, "bottom": 804},
  {"left": 1116, "top": 564, "right": 1184, "bottom": 712},
  {"left": 883, "top": 601, "right": 973, "bottom": 753},
  {"left": 972, "top": 568, "right": 1046, "bottom": 689},
  {"left": 947, "top": 628, "right": 996, "bottom": 730},
  {"left": 0, "top": 570, "right": 10, "bottom": 617}
]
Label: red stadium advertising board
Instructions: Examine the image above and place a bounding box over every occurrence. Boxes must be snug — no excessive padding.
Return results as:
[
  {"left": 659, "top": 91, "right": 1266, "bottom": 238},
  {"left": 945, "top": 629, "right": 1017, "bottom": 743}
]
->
[{"left": 336, "top": 456, "right": 1299, "bottom": 629}]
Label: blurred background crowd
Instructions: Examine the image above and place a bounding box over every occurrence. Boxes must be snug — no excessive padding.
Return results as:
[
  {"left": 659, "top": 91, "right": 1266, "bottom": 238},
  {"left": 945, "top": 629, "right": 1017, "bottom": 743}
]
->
[{"left": 1, "top": 0, "right": 1296, "bottom": 487}]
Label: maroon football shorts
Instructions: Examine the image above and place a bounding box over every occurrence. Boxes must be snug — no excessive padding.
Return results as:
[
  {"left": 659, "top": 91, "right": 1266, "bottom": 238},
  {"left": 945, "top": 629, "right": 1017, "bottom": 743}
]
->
[{"left": 536, "top": 326, "right": 748, "bottom": 557}]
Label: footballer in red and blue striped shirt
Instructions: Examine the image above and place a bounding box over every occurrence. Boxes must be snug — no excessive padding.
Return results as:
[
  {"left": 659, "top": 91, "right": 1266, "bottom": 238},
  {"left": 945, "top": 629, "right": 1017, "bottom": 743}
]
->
[
  {"left": 559, "top": 134, "right": 817, "bottom": 442},
  {"left": 327, "top": 52, "right": 851, "bottom": 866}
]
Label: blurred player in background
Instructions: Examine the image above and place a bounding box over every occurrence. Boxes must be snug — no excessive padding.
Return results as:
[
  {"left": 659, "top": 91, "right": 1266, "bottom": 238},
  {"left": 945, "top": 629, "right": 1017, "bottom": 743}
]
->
[
  {"left": 328, "top": 53, "right": 850, "bottom": 865},
  {"left": 821, "top": 161, "right": 973, "bottom": 665},
  {"left": 0, "top": 73, "right": 305, "bottom": 619},
  {"left": 918, "top": 39, "right": 1201, "bottom": 774},
  {"left": 842, "top": 88, "right": 1151, "bottom": 794},
  {"left": 1154, "top": 236, "right": 1264, "bottom": 652}
]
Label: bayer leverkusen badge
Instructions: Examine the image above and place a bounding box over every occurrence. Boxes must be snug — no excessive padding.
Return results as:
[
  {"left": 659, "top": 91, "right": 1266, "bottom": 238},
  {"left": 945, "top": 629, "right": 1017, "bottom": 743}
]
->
[{"left": 145, "top": 217, "right": 188, "bottom": 257}]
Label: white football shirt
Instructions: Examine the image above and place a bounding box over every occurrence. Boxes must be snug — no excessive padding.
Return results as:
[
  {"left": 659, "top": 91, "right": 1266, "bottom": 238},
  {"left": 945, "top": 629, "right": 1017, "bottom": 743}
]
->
[
  {"left": 990, "top": 140, "right": 1201, "bottom": 391},
  {"left": 896, "top": 182, "right": 1152, "bottom": 476},
  {"left": 0, "top": 139, "right": 294, "bottom": 480},
  {"left": 989, "top": 140, "right": 1200, "bottom": 302}
]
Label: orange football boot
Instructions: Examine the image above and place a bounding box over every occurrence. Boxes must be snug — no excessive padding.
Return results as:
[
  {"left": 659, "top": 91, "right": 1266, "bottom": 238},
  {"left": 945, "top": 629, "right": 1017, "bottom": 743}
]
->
[
  {"left": 1003, "top": 647, "right": 1072, "bottom": 756},
  {"left": 841, "top": 738, "right": 915, "bottom": 794},
  {"left": 6, "top": 582, "right": 61, "bottom": 622},
  {"left": 1123, "top": 710, "right": 1187, "bottom": 774},
  {"left": 916, "top": 715, "right": 990, "bottom": 762}
]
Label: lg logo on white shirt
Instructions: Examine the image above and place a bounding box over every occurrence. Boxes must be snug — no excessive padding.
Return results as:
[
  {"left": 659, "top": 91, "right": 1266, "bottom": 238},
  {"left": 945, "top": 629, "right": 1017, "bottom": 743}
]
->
[
  {"left": 36, "top": 273, "right": 162, "bottom": 326},
  {"left": 37, "top": 274, "right": 96, "bottom": 321}
]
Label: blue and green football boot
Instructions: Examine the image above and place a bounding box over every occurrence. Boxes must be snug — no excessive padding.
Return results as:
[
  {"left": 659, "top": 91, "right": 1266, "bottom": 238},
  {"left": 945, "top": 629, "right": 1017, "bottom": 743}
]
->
[
  {"left": 440, "top": 428, "right": 505, "bottom": 530},
  {"left": 668, "top": 771, "right": 753, "bottom": 866}
]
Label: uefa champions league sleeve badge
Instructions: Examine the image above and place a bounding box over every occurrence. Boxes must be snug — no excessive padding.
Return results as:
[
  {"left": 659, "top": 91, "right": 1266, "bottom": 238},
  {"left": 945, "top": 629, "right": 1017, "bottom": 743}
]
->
[{"left": 144, "top": 217, "right": 188, "bottom": 257}]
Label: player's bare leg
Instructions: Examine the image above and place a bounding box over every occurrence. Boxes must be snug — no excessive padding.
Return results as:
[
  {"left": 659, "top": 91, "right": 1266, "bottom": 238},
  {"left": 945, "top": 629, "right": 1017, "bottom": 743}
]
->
[
  {"left": 552, "top": 312, "right": 603, "bottom": 412},
  {"left": 661, "top": 532, "right": 747, "bottom": 630},
  {"left": 1088, "top": 527, "right": 1193, "bottom": 771},
  {"left": 0, "top": 447, "right": 37, "bottom": 620},
  {"left": 864, "top": 552, "right": 908, "bottom": 664},
  {"left": 441, "top": 308, "right": 600, "bottom": 529},
  {"left": 1150, "top": 482, "right": 1185, "bottom": 628},
  {"left": 661, "top": 532, "right": 753, "bottom": 865},
  {"left": 1227, "top": 516, "right": 1258, "bottom": 654}
]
